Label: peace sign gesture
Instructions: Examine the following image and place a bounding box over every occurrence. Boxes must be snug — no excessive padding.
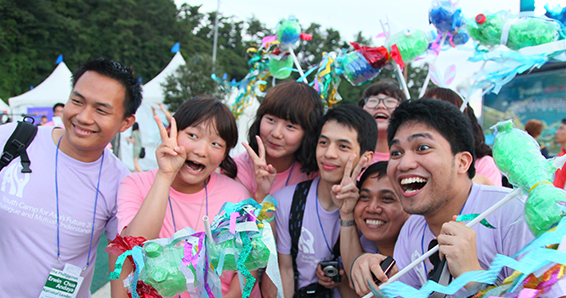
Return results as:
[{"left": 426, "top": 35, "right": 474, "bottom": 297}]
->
[
  {"left": 154, "top": 114, "right": 187, "bottom": 179},
  {"left": 242, "top": 135, "right": 277, "bottom": 202},
  {"left": 333, "top": 155, "right": 370, "bottom": 219}
]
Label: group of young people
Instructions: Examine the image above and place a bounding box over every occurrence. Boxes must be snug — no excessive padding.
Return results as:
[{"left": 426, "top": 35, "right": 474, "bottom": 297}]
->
[{"left": 0, "top": 57, "right": 540, "bottom": 298}]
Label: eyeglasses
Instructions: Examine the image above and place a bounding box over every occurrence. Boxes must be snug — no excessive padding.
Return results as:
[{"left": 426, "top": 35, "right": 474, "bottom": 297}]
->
[{"left": 363, "top": 96, "right": 401, "bottom": 109}]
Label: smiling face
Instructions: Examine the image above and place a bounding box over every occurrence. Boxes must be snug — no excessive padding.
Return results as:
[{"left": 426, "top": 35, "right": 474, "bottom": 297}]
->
[
  {"left": 355, "top": 174, "right": 410, "bottom": 247},
  {"left": 387, "top": 121, "right": 464, "bottom": 216},
  {"left": 316, "top": 120, "right": 362, "bottom": 184},
  {"left": 362, "top": 94, "right": 400, "bottom": 133},
  {"left": 61, "top": 71, "right": 134, "bottom": 162},
  {"left": 259, "top": 114, "right": 305, "bottom": 161},
  {"left": 172, "top": 121, "right": 227, "bottom": 194}
]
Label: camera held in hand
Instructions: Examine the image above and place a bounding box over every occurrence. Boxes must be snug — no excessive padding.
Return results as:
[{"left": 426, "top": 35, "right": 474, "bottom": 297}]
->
[{"left": 320, "top": 260, "right": 341, "bottom": 283}]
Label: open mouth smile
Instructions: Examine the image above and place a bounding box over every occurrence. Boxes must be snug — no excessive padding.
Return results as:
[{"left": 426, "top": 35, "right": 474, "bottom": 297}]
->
[
  {"left": 185, "top": 160, "right": 204, "bottom": 172},
  {"left": 400, "top": 177, "right": 428, "bottom": 194},
  {"left": 365, "top": 219, "right": 385, "bottom": 226}
]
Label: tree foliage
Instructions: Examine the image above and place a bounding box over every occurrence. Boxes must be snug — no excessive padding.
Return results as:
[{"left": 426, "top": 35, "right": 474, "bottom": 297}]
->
[{"left": 0, "top": 0, "right": 429, "bottom": 108}]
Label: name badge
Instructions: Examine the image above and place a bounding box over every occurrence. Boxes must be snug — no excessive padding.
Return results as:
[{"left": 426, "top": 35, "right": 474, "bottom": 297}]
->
[{"left": 39, "top": 264, "right": 84, "bottom": 298}]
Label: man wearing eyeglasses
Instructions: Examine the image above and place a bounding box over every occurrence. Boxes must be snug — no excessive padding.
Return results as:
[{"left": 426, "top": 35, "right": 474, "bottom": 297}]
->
[{"left": 349, "top": 99, "right": 534, "bottom": 297}]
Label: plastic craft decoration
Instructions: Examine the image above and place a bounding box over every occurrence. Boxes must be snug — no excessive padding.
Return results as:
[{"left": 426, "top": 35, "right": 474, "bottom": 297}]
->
[
  {"left": 107, "top": 196, "right": 280, "bottom": 298},
  {"left": 492, "top": 120, "right": 566, "bottom": 236},
  {"left": 468, "top": 11, "right": 565, "bottom": 50},
  {"left": 428, "top": 0, "right": 469, "bottom": 47},
  {"left": 386, "top": 29, "right": 432, "bottom": 62}
]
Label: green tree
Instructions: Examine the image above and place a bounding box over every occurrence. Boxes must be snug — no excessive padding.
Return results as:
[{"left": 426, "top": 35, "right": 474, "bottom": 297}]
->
[{"left": 161, "top": 54, "right": 227, "bottom": 112}]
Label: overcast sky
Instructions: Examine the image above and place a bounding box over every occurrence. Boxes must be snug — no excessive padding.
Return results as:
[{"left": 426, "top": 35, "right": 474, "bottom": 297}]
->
[{"left": 174, "top": 0, "right": 521, "bottom": 43}]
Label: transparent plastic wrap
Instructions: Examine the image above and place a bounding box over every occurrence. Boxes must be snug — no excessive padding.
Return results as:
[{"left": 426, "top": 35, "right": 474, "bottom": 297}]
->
[
  {"left": 492, "top": 120, "right": 566, "bottom": 236},
  {"left": 342, "top": 51, "right": 382, "bottom": 86},
  {"left": 386, "top": 29, "right": 431, "bottom": 62},
  {"left": 140, "top": 242, "right": 187, "bottom": 297}
]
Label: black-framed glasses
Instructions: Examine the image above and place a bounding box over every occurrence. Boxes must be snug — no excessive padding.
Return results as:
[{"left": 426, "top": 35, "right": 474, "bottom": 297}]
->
[{"left": 363, "top": 96, "right": 401, "bottom": 109}]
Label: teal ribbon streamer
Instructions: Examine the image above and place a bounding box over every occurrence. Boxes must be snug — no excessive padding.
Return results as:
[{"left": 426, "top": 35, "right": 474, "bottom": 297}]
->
[
  {"left": 237, "top": 232, "right": 256, "bottom": 298},
  {"left": 109, "top": 250, "right": 133, "bottom": 280},
  {"left": 130, "top": 246, "right": 144, "bottom": 298},
  {"left": 455, "top": 213, "right": 496, "bottom": 229},
  {"left": 371, "top": 217, "right": 566, "bottom": 297}
]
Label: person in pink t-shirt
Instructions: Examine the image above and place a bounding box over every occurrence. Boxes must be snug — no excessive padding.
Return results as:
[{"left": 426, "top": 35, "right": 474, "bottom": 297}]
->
[
  {"left": 424, "top": 87, "right": 502, "bottom": 186},
  {"left": 234, "top": 81, "right": 324, "bottom": 202},
  {"left": 357, "top": 79, "right": 407, "bottom": 165},
  {"left": 113, "top": 97, "right": 253, "bottom": 298}
]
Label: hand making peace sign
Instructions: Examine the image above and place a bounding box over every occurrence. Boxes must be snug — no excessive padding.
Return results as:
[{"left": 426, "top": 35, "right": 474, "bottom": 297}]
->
[
  {"left": 154, "top": 114, "right": 187, "bottom": 178},
  {"left": 243, "top": 135, "right": 277, "bottom": 202},
  {"left": 333, "top": 155, "right": 370, "bottom": 218}
]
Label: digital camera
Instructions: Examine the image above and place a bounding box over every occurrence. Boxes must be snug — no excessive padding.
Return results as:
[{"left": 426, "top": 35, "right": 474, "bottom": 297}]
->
[{"left": 320, "top": 260, "right": 341, "bottom": 283}]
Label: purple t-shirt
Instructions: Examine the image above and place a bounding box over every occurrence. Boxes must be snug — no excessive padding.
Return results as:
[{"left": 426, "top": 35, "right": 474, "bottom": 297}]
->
[
  {"left": 274, "top": 177, "right": 341, "bottom": 296},
  {"left": 0, "top": 123, "right": 129, "bottom": 298},
  {"left": 393, "top": 183, "right": 533, "bottom": 296}
]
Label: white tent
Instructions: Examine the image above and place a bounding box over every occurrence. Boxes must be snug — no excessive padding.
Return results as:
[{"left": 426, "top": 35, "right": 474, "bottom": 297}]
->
[
  {"left": 120, "top": 52, "right": 186, "bottom": 171},
  {"left": 9, "top": 62, "right": 72, "bottom": 119}
]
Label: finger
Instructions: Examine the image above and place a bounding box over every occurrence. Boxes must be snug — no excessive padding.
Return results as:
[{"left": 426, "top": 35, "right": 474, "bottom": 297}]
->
[
  {"left": 169, "top": 117, "right": 178, "bottom": 142},
  {"left": 256, "top": 135, "right": 266, "bottom": 161},
  {"left": 154, "top": 115, "right": 169, "bottom": 141},
  {"left": 242, "top": 142, "right": 261, "bottom": 161},
  {"left": 151, "top": 106, "right": 157, "bottom": 117},
  {"left": 266, "top": 164, "right": 277, "bottom": 176},
  {"left": 351, "top": 155, "right": 369, "bottom": 179},
  {"left": 159, "top": 146, "right": 178, "bottom": 157},
  {"left": 331, "top": 184, "right": 342, "bottom": 194},
  {"left": 342, "top": 155, "right": 356, "bottom": 184}
]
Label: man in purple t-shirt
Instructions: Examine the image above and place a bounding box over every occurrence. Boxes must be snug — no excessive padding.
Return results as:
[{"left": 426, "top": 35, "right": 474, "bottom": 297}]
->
[
  {"left": 349, "top": 99, "right": 533, "bottom": 297},
  {"left": 274, "top": 105, "right": 377, "bottom": 298},
  {"left": 0, "top": 59, "right": 141, "bottom": 298}
]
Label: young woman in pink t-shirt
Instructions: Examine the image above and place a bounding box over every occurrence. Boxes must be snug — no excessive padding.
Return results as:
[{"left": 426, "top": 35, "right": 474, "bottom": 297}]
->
[
  {"left": 113, "top": 97, "right": 252, "bottom": 298},
  {"left": 234, "top": 81, "right": 324, "bottom": 202}
]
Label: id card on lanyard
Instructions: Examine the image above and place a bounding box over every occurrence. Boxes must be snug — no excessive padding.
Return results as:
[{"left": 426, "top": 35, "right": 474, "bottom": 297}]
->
[{"left": 39, "top": 264, "right": 84, "bottom": 298}]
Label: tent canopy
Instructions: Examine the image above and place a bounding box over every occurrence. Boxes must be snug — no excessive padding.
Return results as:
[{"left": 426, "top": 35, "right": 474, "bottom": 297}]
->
[
  {"left": 142, "top": 52, "right": 186, "bottom": 104},
  {"left": 9, "top": 62, "right": 73, "bottom": 109}
]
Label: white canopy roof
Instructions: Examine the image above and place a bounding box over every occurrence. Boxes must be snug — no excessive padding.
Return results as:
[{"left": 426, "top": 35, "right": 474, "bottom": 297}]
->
[
  {"left": 142, "top": 52, "right": 186, "bottom": 104},
  {"left": 9, "top": 62, "right": 72, "bottom": 108}
]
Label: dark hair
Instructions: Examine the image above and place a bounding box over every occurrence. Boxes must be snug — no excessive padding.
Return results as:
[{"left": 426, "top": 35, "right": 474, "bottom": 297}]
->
[
  {"left": 247, "top": 81, "right": 324, "bottom": 174},
  {"left": 357, "top": 79, "right": 407, "bottom": 107},
  {"left": 357, "top": 161, "right": 388, "bottom": 189},
  {"left": 423, "top": 87, "right": 491, "bottom": 159},
  {"left": 524, "top": 119, "right": 543, "bottom": 138},
  {"left": 132, "top": 122, "right": 139, "bottom": 131},
  {"left": 319, "top": 104, "right": 377, "bottom": 156},
  {"left": 72, "top": 58, "right": 142, "bottom": 118},
  {"left": 562, "top": 119, "right": 566, "bottom": 125},
  {"left": 173, "top": 96, "right": 238, "bottom": 178},
  {"left": 53, "top": 103, "right": 65, "bottom": 111},
  {"left": 387, "top": 98, "right": 476, "bottom": 179}
]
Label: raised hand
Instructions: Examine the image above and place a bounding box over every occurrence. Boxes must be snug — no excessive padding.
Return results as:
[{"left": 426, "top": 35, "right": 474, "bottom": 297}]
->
[
  {"left": 243, "top": 135, "right": 276, "bottom": 202},
  {"left": 154, "top": 115, "right": 186, "bottom": 178},
  {"left": 333, "top": 155, "right": 369, "bottom": 218},
  {"left": 438, "top": 215, "right": 483, "bottom": 278}
]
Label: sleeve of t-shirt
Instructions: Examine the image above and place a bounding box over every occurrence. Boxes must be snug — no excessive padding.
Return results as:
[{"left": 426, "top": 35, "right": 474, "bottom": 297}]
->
[
  {"left": 116, "top": 173, "right": 147, "bottom": 235},
  {"left": 476, "top": 156, "right": 502, "bottom": 187},
  {"left": 498, "top": 195, "right": 535, "bottom": 277},
  {"left": 274, "top": 186, "right": 295, "bottom": 255},
  {"left": 104, "top": 165, "right": 132, "bottom": 240},
  {"left": 234, "top": 152, "right": 256, "bottom": 194}
]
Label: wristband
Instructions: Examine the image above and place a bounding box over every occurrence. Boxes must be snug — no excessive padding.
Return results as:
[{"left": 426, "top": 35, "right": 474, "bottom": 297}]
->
[
  {"left": 350, "top": 252, "right": 368, "bottom": 291},
  {"left": 340, "top": 219, "right": 355, "bottom": 227}
]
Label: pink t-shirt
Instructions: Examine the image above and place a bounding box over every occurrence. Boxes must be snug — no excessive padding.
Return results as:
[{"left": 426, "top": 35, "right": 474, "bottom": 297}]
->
[
  {"left": 234, "top": 152, "right": 318, "bottom": 195},
  {"left": 475, "top": 155, "right": 502, "bottom": 186},
  {"left": 117, "top": 170, "right": 252, "bottom": 297}
]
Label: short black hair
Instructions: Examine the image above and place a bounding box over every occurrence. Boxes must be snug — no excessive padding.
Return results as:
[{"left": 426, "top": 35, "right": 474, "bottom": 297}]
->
[
  {"left": 72, "top": 58, "right": 142, "bottom": 118},
  {"left": 319, "top": 104, "right": 377, "bottom": 155},
  {"left": 52, "top": 103, "right": 64, "bottom": 111},
  {"left": 387, "top": 98, "right": 476, "bottom": 179},
  {"left": 562, "top": 118, "right": 566, "bottom": 125},
  {"left": 357, "top": 161, "right": 388, "bottom": 189},
  {"left": 357, "top": 79, "right": 407, "bottom": 107}
]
